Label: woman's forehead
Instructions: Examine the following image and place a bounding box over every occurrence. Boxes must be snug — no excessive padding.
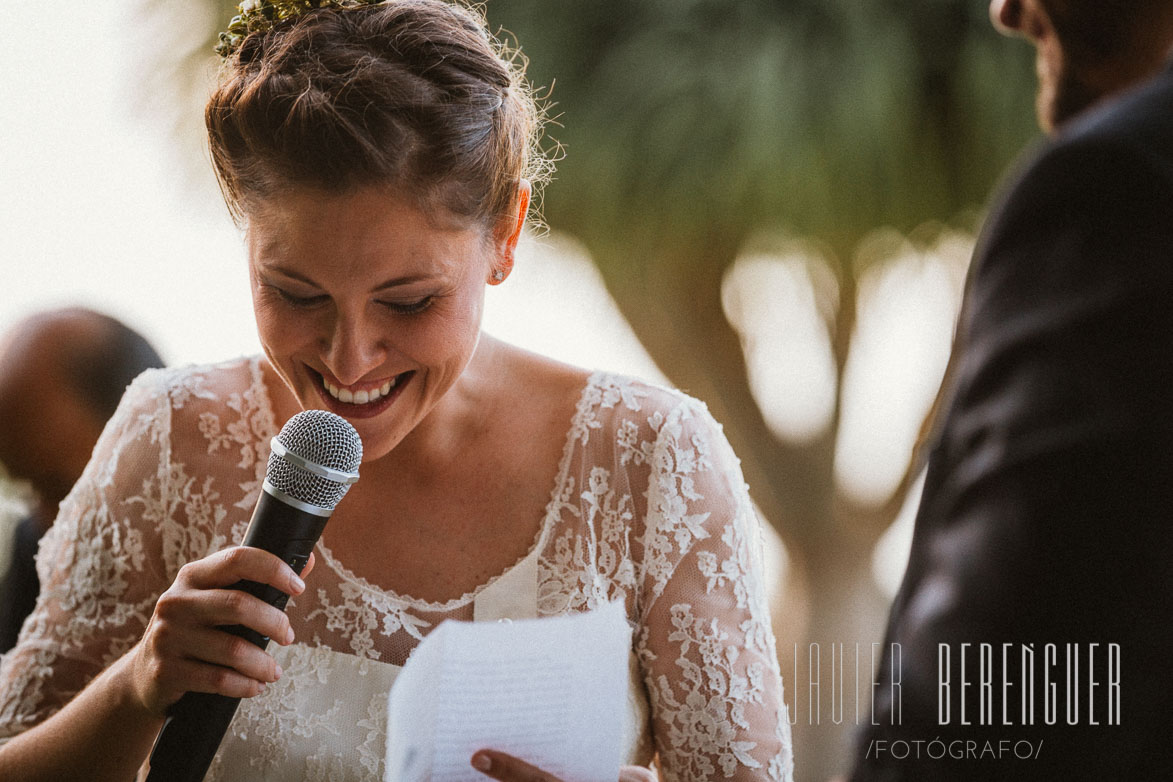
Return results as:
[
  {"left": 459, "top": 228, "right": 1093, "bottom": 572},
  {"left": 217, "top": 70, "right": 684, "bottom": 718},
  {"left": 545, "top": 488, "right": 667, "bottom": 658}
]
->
[{"left": 246, "top": 187, "right": 489, "bottom": 281}]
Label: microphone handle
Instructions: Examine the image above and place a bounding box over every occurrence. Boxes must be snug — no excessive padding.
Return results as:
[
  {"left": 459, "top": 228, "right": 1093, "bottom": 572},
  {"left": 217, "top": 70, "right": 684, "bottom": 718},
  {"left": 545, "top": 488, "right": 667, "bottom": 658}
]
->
[{"left": 144, "top": 491, "right": 330, "bottom": 782}]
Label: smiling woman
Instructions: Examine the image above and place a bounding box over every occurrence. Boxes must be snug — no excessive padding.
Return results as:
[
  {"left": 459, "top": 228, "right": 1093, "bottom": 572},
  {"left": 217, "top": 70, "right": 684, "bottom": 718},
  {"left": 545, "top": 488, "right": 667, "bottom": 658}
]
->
[
  {"left": 0, "top": 2, "right": 793, "bottom": 781},
  {"left": 244, "top": 186, "right": 517, "bottom": 455}
]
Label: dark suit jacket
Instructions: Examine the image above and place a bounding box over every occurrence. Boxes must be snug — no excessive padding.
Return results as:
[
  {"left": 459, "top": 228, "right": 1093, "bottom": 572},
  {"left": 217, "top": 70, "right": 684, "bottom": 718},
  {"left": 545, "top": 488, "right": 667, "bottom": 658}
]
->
[{"left": 851, "top": 61, "right": 1173, "bottom": 780}]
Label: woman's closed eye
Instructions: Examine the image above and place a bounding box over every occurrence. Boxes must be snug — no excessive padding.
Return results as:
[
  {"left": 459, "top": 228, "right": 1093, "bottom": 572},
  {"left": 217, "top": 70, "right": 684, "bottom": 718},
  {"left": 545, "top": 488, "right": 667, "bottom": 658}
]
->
[
  {"left": 380, "top": 295, "right": 434, "bottom": 315},
  {"left": 268, "top": 286, "right": 433, "bottom": 316},
  {"left": 271, "top": 286, "right": 328, "bottom": 308}
]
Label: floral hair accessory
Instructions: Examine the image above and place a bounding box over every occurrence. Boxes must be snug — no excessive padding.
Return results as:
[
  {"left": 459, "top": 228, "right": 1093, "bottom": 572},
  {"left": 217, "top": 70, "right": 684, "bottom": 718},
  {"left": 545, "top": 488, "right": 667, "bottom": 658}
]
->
[{"left": 216, "top": 0, "right": 384, "bottom": 57}]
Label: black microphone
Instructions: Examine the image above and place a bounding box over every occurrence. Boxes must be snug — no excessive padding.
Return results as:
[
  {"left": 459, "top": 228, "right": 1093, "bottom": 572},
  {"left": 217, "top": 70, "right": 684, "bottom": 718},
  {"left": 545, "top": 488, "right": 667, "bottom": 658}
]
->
[{"left": 145, "top": 409, "right": 362, "bottom": 782}]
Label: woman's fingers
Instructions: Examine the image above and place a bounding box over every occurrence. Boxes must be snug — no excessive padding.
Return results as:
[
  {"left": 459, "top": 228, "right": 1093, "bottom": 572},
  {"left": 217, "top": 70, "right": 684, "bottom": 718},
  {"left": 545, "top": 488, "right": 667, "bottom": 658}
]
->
[
  {"left": 471, "top": 750, "right": 560, "bottom": 781},
  {"left": 171, "top": 546, "right": 304, "bottom": 642},
  {"left": 470, "top": 751, "right": 656, "bottom": 782},
  {"left": 146, "top": 610, "right": 282, "bottom": 680},
  {"left": 178, "top": 545, "right": 306, "bottom": 597},
  {"left": 156, "top": 586, "right": 294, "bottom": 646},
  {"left": 131, "top": 546, "right": 309, "bottom": 714},
  {"left": 182, "top": 626, "right": 284, "bottom": 683},
  {"left": 133, "top": 627, "right": 274, "bottom": 712},
  {"left": 155, "top": 656, "right": 271, "bottom": 702}
]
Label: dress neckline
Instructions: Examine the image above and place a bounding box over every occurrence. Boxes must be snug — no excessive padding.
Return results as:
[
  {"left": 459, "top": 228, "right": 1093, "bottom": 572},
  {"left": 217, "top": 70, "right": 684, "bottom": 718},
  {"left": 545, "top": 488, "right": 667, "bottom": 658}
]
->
[{"left": 250, "top": 356, "right": 606, "bottom": 613}]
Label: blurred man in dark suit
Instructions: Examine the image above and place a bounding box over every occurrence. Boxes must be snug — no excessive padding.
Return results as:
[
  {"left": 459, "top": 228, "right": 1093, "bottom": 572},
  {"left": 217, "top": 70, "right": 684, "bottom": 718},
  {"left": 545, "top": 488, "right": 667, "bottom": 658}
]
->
[
  {"left": 851, "top": 1, "right": 1173, "bottom": 779},
  {"left": 0, "top": 308, "right": 163, "bottom": 652}
]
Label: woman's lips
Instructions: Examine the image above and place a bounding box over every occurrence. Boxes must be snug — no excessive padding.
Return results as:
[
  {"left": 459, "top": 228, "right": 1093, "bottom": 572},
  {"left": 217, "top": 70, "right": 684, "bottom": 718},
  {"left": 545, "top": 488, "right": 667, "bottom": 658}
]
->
[{"left": 308, "top": 368, "right": 413, "bottom": 419}]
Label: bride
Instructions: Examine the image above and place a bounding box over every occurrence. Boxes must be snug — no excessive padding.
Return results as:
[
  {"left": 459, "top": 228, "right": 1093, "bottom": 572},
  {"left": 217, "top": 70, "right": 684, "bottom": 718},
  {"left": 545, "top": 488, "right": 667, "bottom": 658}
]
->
[{"left": 0, "top": 1, "right": 792, "bottom": 779}]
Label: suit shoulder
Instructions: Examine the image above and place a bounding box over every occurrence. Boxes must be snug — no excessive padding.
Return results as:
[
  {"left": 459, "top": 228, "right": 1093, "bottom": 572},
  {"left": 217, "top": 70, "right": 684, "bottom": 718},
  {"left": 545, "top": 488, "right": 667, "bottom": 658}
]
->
[
  {"left": 1016, "top": 69, "right": 1173, "bottom": 202},
  {"left": 986, "top": 69, "right": 1173, "bottom": 220},
  {"left": 1062, "top": 67, "right": 1173, "bottom": 165},
  {"left": 968, "top": 120, "right": 1173, "bottom": 326},
  {"left": 983, "top": 122, "right": 1173, "bottom": 261}
]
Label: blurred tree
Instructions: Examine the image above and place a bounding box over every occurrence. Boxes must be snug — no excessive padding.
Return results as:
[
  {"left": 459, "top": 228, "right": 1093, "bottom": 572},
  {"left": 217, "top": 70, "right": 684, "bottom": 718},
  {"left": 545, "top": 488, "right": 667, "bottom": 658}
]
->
[
  {"left": 485, "top": 4, "right": 1035, "bottom": 775},
  {"left": 146, "top": 0, "right": 1038, "bottom": 776}
]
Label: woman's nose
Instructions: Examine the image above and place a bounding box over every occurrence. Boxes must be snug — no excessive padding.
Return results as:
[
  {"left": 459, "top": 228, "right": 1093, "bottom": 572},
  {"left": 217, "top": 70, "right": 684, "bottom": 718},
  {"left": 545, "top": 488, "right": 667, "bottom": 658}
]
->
[{"left": 322, "top": 314, "right": 385, "bottom": 385}]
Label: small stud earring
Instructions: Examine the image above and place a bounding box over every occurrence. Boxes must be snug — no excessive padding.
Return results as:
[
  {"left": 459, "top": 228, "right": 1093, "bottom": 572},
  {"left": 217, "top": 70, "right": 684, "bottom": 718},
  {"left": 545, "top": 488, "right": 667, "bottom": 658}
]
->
[{"left": 493, "top": 269, "right": 505, "bottom": 282}]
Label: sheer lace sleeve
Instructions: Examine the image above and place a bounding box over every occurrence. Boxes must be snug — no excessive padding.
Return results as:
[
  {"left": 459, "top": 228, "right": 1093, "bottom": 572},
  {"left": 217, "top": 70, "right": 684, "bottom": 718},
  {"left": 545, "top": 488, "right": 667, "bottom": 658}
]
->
[
  {"left": 633, "top": 398, "right": 793, "bottom": 781},
  {"left": 0, "top": 369, "right": 174, "bottom": 743}
]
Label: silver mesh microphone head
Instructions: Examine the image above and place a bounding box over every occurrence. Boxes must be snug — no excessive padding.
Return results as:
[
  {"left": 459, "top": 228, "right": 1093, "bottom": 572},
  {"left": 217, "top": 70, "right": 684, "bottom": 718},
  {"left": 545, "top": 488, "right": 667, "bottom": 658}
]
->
[{"left": 264, "top": 410, "right": 362, "bottom": 512}]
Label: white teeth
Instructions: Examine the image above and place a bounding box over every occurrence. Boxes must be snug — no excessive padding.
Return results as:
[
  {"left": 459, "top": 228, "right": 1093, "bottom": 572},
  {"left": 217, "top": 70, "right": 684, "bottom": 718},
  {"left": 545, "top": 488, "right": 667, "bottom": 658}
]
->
[{"left": 322, "top": 375, "right": 400, "bottom": 405}]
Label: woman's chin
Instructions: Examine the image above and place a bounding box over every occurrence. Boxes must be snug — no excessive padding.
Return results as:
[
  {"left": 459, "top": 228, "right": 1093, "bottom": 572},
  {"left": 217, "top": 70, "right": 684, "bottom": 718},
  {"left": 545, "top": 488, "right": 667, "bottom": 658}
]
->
[{"left": 272, "top": 372, "right": 415, "bottom": 462}]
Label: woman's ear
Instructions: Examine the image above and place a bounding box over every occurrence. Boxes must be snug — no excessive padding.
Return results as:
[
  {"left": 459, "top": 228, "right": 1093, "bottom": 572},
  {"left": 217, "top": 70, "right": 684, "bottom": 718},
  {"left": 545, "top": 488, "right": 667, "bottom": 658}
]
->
[{"left": 487, "top": 180, "right": 531, "bottom": 285}]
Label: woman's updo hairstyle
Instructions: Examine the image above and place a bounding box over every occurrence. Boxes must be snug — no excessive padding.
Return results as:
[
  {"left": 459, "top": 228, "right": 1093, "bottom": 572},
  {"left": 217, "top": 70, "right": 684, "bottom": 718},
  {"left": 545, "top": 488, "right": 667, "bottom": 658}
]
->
[{"left": 206, "top": 0, "right": 548, "bottom": 232}]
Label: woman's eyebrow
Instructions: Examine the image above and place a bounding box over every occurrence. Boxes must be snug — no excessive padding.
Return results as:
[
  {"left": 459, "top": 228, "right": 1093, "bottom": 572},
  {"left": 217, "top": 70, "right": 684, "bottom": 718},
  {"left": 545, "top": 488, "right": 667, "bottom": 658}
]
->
[
  {"left": 372, "top": 273, "right": 440, "bottom": 291},
  {"left": 263, "top": 266, "right": 318, "bottom": 286},
  {"left": 262, "top": 268, "right": 440, "bottom": 290}
]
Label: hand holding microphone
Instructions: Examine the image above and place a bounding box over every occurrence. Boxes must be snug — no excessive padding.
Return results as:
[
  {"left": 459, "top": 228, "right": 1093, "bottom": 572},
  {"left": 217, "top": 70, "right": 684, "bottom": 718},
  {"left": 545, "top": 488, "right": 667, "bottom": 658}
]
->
[
  {"left": 128, "top": 546, "right": 308, "bottom": 714},
  {"left": 133, "top": 410, "right": 362, "bottom": 782}
]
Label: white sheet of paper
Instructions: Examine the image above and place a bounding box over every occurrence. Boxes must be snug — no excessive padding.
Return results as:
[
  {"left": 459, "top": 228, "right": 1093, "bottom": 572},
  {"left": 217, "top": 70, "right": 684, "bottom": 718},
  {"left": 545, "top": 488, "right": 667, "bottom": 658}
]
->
[{"left": 384, "top": 602, "right": 631, "bottom": 782}]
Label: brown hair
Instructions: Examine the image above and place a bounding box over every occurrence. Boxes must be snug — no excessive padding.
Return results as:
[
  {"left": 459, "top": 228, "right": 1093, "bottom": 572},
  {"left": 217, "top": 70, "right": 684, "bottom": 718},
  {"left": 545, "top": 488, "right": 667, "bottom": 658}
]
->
[{"left": 205, "top": 0, "right": 548, "bottom": 230}]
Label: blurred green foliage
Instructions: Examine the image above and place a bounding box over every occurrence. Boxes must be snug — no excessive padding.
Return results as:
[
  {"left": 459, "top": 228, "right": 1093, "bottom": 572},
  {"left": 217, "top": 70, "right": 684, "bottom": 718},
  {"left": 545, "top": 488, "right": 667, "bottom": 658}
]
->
[
  {"left": 484, "top": 0, "right": 1039, "bottom": 267},
  {"left": 187, "top": 0, "right": 1038, "bottom": 265}
]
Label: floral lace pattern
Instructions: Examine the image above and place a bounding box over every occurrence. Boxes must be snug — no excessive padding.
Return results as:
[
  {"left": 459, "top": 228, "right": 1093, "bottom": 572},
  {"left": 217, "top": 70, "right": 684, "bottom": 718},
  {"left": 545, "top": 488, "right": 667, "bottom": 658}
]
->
[{"left": 0, "top": 357, "right": 793, "bottom": 780}]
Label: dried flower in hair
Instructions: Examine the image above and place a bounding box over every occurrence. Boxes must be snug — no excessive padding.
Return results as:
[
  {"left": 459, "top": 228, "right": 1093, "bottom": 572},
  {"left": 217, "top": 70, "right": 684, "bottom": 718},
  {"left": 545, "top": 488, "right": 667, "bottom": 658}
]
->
[{"left": 215, "top": 0, "right": 384, "bottom": 57}]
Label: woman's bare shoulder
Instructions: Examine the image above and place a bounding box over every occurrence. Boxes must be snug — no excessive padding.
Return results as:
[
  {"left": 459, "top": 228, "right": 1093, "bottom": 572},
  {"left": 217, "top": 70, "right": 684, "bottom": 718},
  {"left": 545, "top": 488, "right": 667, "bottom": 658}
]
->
[
  {"left": 490, "top": 338, "right": 702, "bottom": 410},
  {"left": 488, "top": 339, "right": 593, "bottom": 401}
]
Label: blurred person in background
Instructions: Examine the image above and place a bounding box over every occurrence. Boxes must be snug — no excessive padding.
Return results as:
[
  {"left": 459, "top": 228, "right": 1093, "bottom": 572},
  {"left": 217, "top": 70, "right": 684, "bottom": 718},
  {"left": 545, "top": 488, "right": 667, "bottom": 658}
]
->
[
  {"left": 852, "top": 1, "right": 1173, "bottom": 779},
  {"left": 0, "top": 308, "right": 164, "bottom": 652}
]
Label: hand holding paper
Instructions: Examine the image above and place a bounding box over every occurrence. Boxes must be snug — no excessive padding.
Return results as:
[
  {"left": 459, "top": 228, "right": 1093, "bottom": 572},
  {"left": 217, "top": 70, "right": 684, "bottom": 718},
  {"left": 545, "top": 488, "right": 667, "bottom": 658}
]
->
[
  {"left": 384, "top": 602, "right": 634, "bottom": 782},
  {"left": 469, "top": 749, "right": 658, "bottom": 782}
]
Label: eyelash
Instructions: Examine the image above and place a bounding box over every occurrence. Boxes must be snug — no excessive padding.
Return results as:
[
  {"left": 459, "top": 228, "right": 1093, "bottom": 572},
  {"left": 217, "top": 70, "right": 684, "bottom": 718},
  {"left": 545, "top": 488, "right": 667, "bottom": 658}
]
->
[
  {"left": 272, "top": 288, "right": 325, "bottom": 309},
  {"left": 382, "top": 296, "right": 434, "bottom": 315},
  {"left": 272, "top": 287, "right": 433, "bottom": 315}
]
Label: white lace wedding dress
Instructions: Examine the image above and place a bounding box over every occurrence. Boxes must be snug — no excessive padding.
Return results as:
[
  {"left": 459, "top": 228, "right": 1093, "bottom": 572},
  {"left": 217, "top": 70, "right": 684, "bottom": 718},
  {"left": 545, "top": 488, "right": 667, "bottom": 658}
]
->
[{"left": 0, "top": 356, "right": 793, "bottom": 781}]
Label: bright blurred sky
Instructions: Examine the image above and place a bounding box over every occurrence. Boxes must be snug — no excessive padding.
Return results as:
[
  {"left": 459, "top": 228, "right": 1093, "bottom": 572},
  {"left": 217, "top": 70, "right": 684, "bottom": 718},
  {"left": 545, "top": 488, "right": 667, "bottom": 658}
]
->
[
  {"left": 0, "top": 5, "right": 664, "bottom": 378},
  {"left": 0, "top": 3, "right": 971, "bottom": 593}
]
